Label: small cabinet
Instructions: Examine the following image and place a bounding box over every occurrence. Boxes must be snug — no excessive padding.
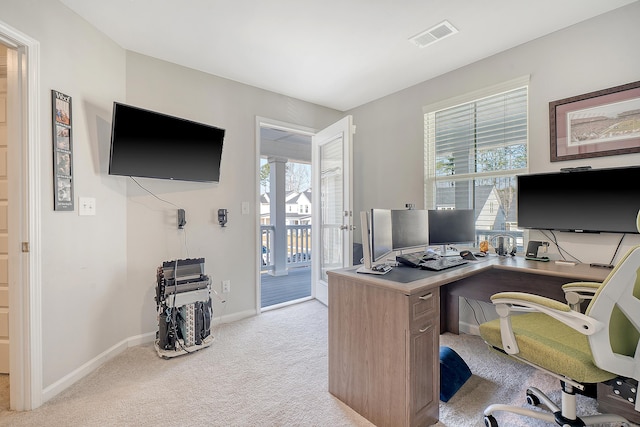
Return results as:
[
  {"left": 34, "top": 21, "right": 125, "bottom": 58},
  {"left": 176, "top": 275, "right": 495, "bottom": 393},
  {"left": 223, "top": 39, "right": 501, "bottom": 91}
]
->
[
  {"left": 328, "top": 270, "right": 441, "bottom": 427},
  {"left": 409, "top": 289, "right": 439, "bottom": 426}
]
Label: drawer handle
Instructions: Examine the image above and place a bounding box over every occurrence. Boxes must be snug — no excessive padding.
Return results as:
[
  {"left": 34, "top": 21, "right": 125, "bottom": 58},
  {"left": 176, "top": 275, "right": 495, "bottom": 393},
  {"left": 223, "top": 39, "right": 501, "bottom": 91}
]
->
[
  {"left": 419, "top": 325, "right": 431, "bottom": 333},
  {"left": 419, "top": 293, "right": 432, "bottom": 301}
]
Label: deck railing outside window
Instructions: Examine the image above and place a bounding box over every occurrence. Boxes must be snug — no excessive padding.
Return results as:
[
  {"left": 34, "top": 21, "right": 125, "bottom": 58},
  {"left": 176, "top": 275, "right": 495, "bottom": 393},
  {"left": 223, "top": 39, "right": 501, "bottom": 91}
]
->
[{"left": 261, "top": 224, "right": 312, "bottom": 271}]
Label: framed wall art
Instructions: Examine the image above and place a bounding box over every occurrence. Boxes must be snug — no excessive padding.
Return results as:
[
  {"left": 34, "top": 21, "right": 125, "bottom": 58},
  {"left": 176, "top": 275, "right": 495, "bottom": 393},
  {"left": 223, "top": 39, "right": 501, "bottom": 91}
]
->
[
  {"left": 52, "top": 90, "right": 74, "bottom": 211},
  {"left": 550, "top": 80, "right": 640, "bottom": 162}
]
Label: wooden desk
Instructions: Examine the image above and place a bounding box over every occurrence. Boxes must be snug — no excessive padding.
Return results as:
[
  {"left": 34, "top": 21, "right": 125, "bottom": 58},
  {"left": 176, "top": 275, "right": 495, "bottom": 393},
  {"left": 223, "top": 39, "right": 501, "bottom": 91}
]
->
[{"left": 327, "top": 256, "right": 609, "bottom": 427}]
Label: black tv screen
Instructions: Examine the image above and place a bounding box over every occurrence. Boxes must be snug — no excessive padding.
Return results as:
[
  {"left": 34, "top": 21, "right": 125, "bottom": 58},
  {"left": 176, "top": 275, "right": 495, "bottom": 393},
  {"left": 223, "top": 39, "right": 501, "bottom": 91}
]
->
[
  {"left": 109, "top": 102, "right": 225, "bottom": 182},
  {"left": 517, "top": 166, "right": 640, "bottom": 234}
]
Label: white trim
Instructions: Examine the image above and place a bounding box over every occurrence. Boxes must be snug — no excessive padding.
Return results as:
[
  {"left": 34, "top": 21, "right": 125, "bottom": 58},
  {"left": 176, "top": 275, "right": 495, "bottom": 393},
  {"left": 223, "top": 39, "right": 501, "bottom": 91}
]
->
[
  {"left": 422, "top": 75, "right": 530, "bottom": 114},
  {"left": 42, "top": 332, "right": 156, "bottom": 402},
  {"left": 215, "top": 308, "right": 257, "bottom": 325},
  {"left": 42, "top": 304, "right": 258, "bottom": 403},
  {"left": 0, "top": 19, "right": 42, "bottom": 411}
]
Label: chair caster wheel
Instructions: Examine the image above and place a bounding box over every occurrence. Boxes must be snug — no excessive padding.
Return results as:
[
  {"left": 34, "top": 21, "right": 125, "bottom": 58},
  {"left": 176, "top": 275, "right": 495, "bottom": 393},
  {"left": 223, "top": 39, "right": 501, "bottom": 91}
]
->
[
  {"left": 526, "top": 390, "right": 540, "bottom": 406},
  {"left": 484, "top": 414, "right": 498, "bottom": 427}
]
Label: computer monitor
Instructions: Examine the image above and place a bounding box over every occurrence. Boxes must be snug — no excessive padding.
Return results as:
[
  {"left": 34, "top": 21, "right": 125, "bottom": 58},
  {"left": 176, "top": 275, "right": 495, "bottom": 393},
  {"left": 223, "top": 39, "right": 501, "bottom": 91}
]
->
[
  {"left": 391, "top": 209, "right": 429, "bottom": 252},
  {"left": 371, "top": 209, "right": 393, "bottom": 262},
  {"left": 358, "top": 209, "right": 393, "bottom": 275},
  {"left": 428, "top": 209, "right": 476, "bottom": 255}
]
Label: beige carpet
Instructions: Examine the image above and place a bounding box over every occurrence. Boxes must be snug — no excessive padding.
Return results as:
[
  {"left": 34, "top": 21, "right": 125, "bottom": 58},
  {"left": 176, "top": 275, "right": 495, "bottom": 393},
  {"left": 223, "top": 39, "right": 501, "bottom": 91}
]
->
[{"left": 0, "top": 300, "right": 632, "bottom": 426}]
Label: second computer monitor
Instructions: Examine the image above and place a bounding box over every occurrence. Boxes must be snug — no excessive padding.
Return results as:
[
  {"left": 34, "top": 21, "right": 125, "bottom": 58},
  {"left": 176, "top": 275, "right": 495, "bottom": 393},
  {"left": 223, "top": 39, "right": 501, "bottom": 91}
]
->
[
  {"left": 428, "top": 209, "right": 476, "bottom": 248},
  {"left": 391, "top": 209, "right": 429, "bottom": 251}
]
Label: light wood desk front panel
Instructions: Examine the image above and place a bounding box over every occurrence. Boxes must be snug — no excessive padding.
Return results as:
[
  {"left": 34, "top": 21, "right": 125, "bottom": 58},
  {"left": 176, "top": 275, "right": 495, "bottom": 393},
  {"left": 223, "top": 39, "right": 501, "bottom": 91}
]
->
[{"left": 328, "top": 273, "right": 439, "bottom": 427}]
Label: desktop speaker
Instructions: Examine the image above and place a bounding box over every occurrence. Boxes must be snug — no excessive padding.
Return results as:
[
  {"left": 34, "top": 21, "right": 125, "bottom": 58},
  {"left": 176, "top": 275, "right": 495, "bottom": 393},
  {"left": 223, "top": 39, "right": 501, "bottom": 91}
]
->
[{"left": 492, "top": 235, "right": 516, "bottom": 256}]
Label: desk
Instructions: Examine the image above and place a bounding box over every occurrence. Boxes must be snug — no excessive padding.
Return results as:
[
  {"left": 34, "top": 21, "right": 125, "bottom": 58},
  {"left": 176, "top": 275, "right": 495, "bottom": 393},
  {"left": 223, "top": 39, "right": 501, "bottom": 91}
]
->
[{"left": 327, "top": 256, "right": 609, "bottom": 427}]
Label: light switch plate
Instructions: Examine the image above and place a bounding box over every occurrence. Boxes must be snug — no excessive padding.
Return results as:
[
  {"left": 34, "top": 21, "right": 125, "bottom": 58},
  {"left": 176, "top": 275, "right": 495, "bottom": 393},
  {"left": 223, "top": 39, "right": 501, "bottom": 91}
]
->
[
  {"left": 241, "top": 201, "right": 250, "bottom": 215},
  {"left": 79, "top": 197, "right": 96, "bottom": 216}
]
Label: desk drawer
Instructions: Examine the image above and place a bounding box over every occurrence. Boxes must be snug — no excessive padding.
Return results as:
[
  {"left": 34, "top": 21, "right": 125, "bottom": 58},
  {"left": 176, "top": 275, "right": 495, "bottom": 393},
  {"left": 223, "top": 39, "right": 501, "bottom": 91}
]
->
[{"left": 410, "top": 289, "right": 438, "bottom": 328}]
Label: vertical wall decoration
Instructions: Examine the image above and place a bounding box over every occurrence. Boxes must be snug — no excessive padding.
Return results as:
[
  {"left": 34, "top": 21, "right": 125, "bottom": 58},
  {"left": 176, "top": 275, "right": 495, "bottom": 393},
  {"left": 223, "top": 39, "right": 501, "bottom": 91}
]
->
[{"left": 52, "top": 90, "right": 74, "bottom": 211}]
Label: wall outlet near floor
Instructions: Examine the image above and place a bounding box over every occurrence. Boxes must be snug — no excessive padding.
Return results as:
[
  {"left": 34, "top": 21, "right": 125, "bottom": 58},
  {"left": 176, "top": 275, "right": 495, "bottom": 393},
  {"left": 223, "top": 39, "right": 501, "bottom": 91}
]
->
[{"left": 222, "top": 280, "right": 231, "bottom": 293}]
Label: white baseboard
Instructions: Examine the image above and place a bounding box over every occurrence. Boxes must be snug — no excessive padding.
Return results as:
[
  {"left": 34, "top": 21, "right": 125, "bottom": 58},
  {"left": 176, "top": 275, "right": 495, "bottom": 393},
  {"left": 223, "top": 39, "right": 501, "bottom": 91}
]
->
[
  {"left": 214, "top": 308, "right": 256, "bottom": 325},
  {"left": 41, "top": 308, "right": 256, "bottom": 404},
  {"left": 458, "top": 321, "right": 480, "bottom": 336},
  {"left": 42, "top": 331, "right": 155, "bottom": 403}
]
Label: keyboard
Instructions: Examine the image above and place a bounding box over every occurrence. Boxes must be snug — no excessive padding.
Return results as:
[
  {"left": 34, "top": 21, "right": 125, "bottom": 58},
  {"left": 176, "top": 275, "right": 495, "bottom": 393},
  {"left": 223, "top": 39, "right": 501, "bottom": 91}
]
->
[{"left": 419, "top": 258, "right": 468, "bottom": 271}]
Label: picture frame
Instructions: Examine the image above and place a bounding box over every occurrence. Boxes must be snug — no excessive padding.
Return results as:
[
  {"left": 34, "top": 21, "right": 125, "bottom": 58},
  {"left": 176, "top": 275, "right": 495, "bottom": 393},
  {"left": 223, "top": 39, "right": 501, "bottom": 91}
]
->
[
  {"left": 52, "top": 90, "right": 74, "bottom": 211},
  {"left": 549, "top": 80, "right": 640, "bottom": 162}
]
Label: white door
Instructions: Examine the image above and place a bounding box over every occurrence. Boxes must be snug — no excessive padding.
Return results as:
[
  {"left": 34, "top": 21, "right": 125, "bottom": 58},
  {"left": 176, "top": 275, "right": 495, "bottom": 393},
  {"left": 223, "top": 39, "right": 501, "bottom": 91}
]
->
[{"left": 311, "top": 116, "right": 354, "bottom": 306}]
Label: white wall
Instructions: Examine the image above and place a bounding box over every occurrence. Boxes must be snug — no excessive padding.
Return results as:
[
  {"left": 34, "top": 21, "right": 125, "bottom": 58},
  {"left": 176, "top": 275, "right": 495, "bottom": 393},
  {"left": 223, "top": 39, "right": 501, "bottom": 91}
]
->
[
  {"left": 0, "top": 0, "right": 341, "bottom": 397},
  {"left": 123, "top": 53, "right": 341, "bottom": 333},
  {"left": 0, "top": 0, "right": 128, "bottom": 388},
  {"left": 347, "top": 2, "right": 640, "bottom": 332},
  {"left": 348, "top": 2, "right": 640, "bottom": 263}
]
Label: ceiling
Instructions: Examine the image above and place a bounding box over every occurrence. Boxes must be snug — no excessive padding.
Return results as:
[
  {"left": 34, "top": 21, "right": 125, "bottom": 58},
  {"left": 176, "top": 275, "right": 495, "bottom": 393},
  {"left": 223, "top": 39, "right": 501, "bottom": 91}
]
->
[{"left": 59, "top": 0, "right": 636, "bottom": 111}]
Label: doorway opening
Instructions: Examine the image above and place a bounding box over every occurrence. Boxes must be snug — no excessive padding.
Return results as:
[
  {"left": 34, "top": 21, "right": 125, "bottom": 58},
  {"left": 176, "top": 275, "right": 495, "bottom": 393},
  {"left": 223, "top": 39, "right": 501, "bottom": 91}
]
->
[{"left": 257, "top": 120, "right": 314, "bottom": 311}]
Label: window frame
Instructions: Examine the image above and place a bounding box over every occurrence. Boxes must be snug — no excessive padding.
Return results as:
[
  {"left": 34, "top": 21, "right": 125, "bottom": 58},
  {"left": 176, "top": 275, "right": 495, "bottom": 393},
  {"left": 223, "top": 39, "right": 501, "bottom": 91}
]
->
[{"left": 423, "top": 76, "right": 530, "bottom": 246}]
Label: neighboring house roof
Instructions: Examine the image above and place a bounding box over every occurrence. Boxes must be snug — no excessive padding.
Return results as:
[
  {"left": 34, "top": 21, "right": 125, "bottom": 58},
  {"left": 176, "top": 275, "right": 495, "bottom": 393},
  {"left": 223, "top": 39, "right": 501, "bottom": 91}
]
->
[{"left": 436, "top": 184, "right": 513, "bottom": 230}]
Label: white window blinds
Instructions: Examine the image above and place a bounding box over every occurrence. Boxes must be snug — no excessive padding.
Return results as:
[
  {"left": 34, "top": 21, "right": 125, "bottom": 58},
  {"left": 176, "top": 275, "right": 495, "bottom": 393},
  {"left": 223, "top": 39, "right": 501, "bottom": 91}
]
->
[{"left": 423, "top": 77, "right": 529, "bottom": 238}]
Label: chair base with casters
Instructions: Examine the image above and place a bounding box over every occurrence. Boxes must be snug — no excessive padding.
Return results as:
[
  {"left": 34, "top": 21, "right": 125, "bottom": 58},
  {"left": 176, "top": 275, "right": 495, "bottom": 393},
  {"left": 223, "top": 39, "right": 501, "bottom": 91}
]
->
[
  {"left": 479, "top": 306, "right": 637, "bottom": 427},
  {"left": 483, "top": 383, "right": 630, "bottom": 427}
]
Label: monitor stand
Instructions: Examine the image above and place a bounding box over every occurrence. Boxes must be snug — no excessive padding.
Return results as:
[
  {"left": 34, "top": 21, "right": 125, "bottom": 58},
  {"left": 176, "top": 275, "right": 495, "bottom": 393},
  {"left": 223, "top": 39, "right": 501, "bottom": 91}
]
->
[{"left": 439, "top": 245, "right": 460, "bottom": 257}]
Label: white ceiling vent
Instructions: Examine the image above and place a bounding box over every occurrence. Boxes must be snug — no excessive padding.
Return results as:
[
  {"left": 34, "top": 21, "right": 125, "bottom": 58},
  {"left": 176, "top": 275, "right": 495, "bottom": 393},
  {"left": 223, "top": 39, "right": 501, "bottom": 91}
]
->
[{"left": 409, "top": 20, "right": 459, "bottom": 48}]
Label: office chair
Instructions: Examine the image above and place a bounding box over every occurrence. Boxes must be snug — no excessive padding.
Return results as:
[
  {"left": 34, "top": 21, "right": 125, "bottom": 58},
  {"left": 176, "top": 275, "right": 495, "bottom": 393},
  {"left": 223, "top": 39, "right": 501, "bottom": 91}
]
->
[{"left": 478, "top": 211, "right": 640, "bottom": 427}]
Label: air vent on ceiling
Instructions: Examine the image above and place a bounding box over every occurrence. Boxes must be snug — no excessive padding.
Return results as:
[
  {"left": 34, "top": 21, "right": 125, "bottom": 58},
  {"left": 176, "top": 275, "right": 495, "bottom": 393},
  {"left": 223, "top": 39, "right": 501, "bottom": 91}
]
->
[{"left": 409, "top": 20, "right": 459, "bottom": 48}]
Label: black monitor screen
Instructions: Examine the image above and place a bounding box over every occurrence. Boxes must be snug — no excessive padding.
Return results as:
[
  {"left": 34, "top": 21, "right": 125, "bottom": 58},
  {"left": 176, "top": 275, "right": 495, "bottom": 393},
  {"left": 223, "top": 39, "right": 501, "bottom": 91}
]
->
[
  {"left": 428, "top": 209, "right": 476, "bottom": 245},
  {"left": 517, "top": 166, "right": 640, "bottom": 233},
  {"left": 109, "top": 102, "right": 225, "bottom": 182},
  {"left": 391, "top": 209, "right": 429, "bottom": 251},
  {"left": 371, "top": 209, "right": 393, "bottom": 262}
]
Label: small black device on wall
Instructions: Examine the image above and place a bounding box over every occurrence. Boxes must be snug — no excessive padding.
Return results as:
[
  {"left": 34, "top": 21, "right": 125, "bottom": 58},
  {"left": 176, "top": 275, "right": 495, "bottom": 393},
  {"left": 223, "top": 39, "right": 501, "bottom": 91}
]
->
[
  {"left": 218, "top": 209, "right": 228, "bottom": 227},
  {"left": 177, "top": 209, "right": 186, "bottom": 229}
]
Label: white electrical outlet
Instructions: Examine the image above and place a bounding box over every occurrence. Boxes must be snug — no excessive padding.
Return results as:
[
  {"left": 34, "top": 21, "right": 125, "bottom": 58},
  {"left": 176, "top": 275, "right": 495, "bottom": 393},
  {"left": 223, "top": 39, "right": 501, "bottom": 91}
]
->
[{"left": 222, "top": 280, "right": 231, "bottom": 293}]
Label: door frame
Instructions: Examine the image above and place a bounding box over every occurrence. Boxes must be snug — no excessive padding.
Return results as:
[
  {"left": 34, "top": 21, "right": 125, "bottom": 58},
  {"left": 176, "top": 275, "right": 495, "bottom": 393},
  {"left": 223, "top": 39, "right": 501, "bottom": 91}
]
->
[
  {"left": 0, "top": 21, "right": 42, "bottom": 410},
  {"left": 254, "top": 117, "right": 316, "bottom": 313}
]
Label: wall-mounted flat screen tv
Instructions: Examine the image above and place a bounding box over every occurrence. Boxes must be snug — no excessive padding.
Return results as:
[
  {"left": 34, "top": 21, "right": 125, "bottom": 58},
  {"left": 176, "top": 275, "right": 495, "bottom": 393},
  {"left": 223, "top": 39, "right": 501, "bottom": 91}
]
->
[
  {"left": 517, "top": 166, "right": 640, "bottom": 234},
  {"left": 108, "top": 102, "right": 225, "bottom": 182}
]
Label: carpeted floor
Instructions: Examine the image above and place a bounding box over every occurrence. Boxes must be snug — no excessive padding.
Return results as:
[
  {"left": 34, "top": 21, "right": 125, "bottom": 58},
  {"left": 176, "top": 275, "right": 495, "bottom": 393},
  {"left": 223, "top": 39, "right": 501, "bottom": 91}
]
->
[{"left": 0, "top": 300, "right": 633, "bottom": 426}]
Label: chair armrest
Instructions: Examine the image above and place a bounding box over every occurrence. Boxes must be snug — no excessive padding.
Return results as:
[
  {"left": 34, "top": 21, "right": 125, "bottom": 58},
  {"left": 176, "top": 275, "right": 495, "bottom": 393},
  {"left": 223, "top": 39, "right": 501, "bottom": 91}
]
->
[
  {"left": 562, "top": 281, "right": 601, "bottom": 311},
  {"left": 490, "top": 292, "right": 604, "bottom": 355}
]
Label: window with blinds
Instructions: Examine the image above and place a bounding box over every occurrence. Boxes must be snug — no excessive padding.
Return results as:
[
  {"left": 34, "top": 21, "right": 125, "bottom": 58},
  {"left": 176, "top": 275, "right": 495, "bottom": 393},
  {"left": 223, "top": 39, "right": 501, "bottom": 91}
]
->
[{"left": 424, "top": 79, "right": 528, "bottom": 247}]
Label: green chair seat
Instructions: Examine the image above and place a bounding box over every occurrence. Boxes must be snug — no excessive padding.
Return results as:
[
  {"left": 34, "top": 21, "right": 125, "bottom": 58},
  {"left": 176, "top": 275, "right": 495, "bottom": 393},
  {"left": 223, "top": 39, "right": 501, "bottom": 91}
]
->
[{"left": 479, "top": 313, "right": 616, "bottom": 384}]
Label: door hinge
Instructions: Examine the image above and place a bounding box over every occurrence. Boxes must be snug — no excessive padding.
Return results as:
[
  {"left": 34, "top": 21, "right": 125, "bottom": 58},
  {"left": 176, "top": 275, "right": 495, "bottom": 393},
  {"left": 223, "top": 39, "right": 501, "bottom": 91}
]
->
[{"left": 22, "top": 242, "right": 30, "bottom": 253}]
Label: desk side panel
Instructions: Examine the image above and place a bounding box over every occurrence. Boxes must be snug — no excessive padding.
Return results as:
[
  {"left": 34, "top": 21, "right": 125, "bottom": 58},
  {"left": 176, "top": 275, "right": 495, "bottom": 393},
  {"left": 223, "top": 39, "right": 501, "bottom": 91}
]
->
[{"left": 328, "top": 274, "right": 409, "bottom": 427}]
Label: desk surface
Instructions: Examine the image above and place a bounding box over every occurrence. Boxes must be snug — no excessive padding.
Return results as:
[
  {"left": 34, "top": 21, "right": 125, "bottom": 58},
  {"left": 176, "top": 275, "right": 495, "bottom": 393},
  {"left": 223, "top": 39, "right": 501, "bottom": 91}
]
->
[{"left": 328, "top": 255, "right": 610, "bottom": 296}]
